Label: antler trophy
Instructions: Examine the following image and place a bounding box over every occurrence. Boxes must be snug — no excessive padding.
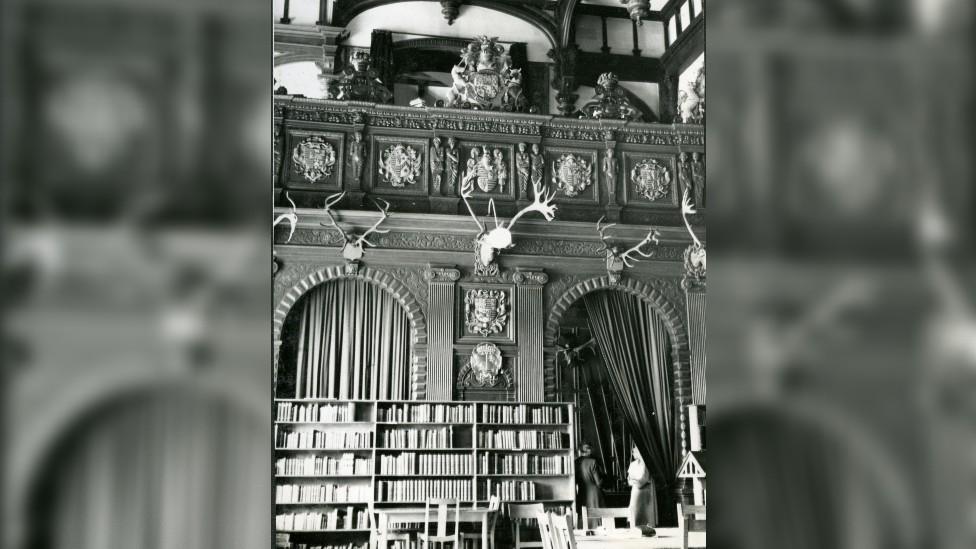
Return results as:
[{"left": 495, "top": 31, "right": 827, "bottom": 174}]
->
[
  {"left": 596, "top": 216, "right": 661, "bottom": 283},
  {"left": 273, "top": 192, "right": 299, "bottom": 243},
  {"left": 320, "top": 192, "right": 392, "bottom": 262},
  {"left": 460, "top": 169, "right": 557, "bottom": 275},
  {"left": 681, "top": 188, "right": 705, "bottom": 288}
]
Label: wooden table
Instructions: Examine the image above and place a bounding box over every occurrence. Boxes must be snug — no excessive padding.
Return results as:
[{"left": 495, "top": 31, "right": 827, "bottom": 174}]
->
[
  {"left": 375, "top": 506, "right": 493, "bottom": 549},
  {"left": 573, "top": 527, "right": 706, "bottom": 549}
]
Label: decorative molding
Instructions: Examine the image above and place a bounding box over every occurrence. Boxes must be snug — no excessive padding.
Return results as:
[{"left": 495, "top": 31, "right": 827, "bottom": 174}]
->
[
  {"left": 513, "top": 270, "right": 548, "bottom": 286},
  {"left": 424, "top": 267, "right": 461, "bottom": 283}
]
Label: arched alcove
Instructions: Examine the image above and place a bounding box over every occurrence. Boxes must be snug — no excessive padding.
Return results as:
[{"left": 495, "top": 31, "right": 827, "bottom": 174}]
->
[
  {"left": 274, "top": 265, "right": 428, "bottom": 399},
  {"left": 24, "top": 383, "right": 268, "bottom": 549}
]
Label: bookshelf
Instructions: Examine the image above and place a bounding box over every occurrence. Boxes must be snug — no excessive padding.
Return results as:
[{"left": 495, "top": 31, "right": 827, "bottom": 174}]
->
[{"left": 274, "top": 400, "right": 576, "bottom": 545}]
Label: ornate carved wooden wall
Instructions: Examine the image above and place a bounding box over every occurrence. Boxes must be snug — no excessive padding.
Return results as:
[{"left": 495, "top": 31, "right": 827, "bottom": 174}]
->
[{"left": 273, "top": 96, "right": 703, "bottom": 413}]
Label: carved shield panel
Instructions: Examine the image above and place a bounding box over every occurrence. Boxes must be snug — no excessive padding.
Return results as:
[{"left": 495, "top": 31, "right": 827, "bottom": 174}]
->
[
  {"left": 292, "top": 136, "right": 336, "bottom": 183},
  {"left": 378, "top": 144, "right": 423, "bottom": 187},
  {"left": 632, "top": 158, "right": 672, "bottom": 201},
  {"left": 551, "top": 153, "right": 593, "bottom": 197},
  {"left": 457, "top": 342, "right": 511, "bottom": 389},
  {"left": 464, "top": 289, "right": 508, "bottom": 336}
]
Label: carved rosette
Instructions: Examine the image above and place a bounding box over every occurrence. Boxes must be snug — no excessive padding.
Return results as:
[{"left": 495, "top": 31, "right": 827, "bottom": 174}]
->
[
  {"left": 378, "top": 144, "right": 423, "bottom": 187},
  {"left": 457, "top": 342, "right": 511, "bottom": 388},
  {"left": 464, "top": 289, "right": 509, "bottom": 336},
  {"left": 551, "top": 153, "right": 593, "bottom": 197},
  {"left": 631, "top": 158, "right": 672, "bottom": 201},
  {"left": 292, "top": 136, "right": 336, "bottom": 183}
]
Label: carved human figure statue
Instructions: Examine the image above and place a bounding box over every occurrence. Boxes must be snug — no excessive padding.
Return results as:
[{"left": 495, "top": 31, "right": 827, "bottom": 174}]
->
[
  {"left": 603, "top": 146, "right": 618, "bottom": 199},
  {"left": 691, "top": 152, "right": 705, "bottom": 208},
  {"left": 430, "top": 136, "right": 445, "bottom": 194},
  {"left": 493, "top": 148, "right": 507, "bottom": 192},
  {"left": 515, "top": 142, "right": 530, "bottom": 198},
  {"left": 530, "top": 143, "right": 544, "bottom": 190},
  {"left": 445, "top": 137, "right": 460, "bottom": 195},
  {"left": 677, "top": 152, "right": 692, "bottom": 204},
  {"left": 349, "top": 131, "right": 365, "bottom": 183}
]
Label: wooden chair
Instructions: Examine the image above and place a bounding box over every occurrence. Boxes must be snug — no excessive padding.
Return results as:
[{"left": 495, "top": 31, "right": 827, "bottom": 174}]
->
[
  {"left": 459, "top": 495, "right": 500, "bottom": 549},
  {"left": 368, "top": 503, "right": 412, "bottom": 549},
  {"left": 508, "top": 503, "right": 545, "bottom": 549},
  {"left": 534, "top": 510, "right": 557, "bottom": 549},
  {"left": 418, "top": 498, "right": 462, "bottom": 549},
  {"left": 581, "top": 506, "right": 632, "bottom": 530},
  {"left": 548, "top": 512, "right": 578, "bottom": 549},
  {"left": 677, "top": 504, "right": 706, "bottom": 549}
]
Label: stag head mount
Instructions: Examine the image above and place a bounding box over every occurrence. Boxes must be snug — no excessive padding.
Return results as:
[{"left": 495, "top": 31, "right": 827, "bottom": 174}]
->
[
  {"left": 320, "top": 192, "right": 392, "bottom": 262},
  {"left": 460, "top": 174, "right": 557, "bottom": 273},
  {"left": 273, "top": 192, "right": 298, "bottom": 243},
  {"left": 681, "top": 189, "right": 706, "bottom": 289},
  {"left": 596, "top": 216, "right": 661, "bottom": 283}
]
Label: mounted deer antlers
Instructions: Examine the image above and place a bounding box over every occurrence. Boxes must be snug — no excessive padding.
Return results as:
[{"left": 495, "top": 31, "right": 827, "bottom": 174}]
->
[
  {"left": 460, "top": 172, "right": 557, "bottom": 271},
  {"left": 320, "top": 192, "right": 391, "bottom": 262},
  {"left": 680, "top": 188, "right": 706, "bottom": 287},
  {"left": 596, "top": 216, "right": 661, "bottom": 268},
  {"left": 273, "top": 192, "right": 298, "bottom": 243}
]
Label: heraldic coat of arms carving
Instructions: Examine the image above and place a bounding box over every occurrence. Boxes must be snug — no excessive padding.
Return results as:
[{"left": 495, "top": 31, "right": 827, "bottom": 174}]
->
[
  {"left": 464, "top": 288, "right": 509, "bottom": 336},
  {"left": 632, "top": 158, "right": 672, "bottom": 201},
  {"left": 552, "top": 153, "right": 593, "bottom": 197},
  {"left": 292, "top": 136, "right": 336, "bottom": 183},
  {"left": 448, "top": 36, "right": 525, "bottom": 111},
  {"left": 378, "top": 143, "right": 423, "bottom": 187},
  {"left": 457, "top": 342, "right": 511, "bottom": 388}
]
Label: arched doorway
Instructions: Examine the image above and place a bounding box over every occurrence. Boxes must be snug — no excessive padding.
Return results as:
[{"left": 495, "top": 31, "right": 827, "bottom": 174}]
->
[
  {"left": 277, "top": 277, "right": 414, "bottom": 400},
  {"left": 25, "top": 384, "right": 268, "bottom": 549}
]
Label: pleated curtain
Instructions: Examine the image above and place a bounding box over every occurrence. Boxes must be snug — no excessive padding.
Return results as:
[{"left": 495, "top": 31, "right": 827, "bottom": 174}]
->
[
  {"left": 583, "top": 290, "right": 676, "bottom": 493},
  {"left": 293, "top": 279, "right": 410, "bottom": 400}
]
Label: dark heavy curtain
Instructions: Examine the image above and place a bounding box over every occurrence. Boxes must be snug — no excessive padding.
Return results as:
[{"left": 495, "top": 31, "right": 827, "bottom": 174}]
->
[
  {"left": 294, "top": 279, "right": 411, "bottom": 400},
  {"left": 583, "top": 291, "right": 676, "bottom": 492}
]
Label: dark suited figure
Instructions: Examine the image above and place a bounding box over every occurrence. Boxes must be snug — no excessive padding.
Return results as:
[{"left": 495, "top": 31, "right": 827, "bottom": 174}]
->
[{"left": 575, "top": 442, "right": 606, "bottom": 527}]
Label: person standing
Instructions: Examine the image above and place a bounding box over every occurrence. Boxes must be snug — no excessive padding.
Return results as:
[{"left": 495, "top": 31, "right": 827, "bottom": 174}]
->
[
  {"left": 575, "top": 442, "right": 606, "bottom": 527},
  {"left": 627, "top": 446, "right": 656, "bottom": 527}
]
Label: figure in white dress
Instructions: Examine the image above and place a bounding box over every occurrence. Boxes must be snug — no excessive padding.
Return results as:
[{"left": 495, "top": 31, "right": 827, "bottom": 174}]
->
[{"left": 627, "top": 446, "right": 657, "bottom": 527}]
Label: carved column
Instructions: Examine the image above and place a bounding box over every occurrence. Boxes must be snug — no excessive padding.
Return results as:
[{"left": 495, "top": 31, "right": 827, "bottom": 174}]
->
[
  {"left": 549, "top": 45, "right": 579, "bottom": 116},
  {"left": 514, "top": 270, "right": 548, "bottom": 402},
  {"left": 425, "top": 266, "right": 460, "bottom": 400}
]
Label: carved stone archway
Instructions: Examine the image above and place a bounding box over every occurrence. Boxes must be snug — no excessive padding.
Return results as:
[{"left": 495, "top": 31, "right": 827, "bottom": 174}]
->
[
  {"left": 274, "top": 265, "right": 429, "bottom": 399},
  {"left": 545, "top": 274, "right": 692, "bottom": 455}
]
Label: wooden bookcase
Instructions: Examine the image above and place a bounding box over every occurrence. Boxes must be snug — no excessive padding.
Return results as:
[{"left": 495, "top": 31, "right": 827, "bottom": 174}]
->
[{"left": 274, "top": 399, "right": 576, "bottom": 545}]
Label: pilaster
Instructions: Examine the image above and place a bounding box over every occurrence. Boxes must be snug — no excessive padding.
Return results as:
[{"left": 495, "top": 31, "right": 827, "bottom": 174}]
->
[{"left": 424, "top": 266, "right": 461, "bottom": 400}]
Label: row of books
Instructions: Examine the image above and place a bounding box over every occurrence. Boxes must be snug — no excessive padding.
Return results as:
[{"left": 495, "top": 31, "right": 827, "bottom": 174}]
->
[
  {"left": 378, "top": 453, "right": 474, "bottom": 476},
  {"left": 480, "top": 454, "right": 571, "bottom": 475},
  {"left": 276, "top": 428, "right": 373, "bottom": 450},
  {"left": 378, "top": 404, "right": 474, "bottom": 423},
  {"left": 480, "top": 404, "right": 565, "bottom": 424},
  {"left": 285, "top": 544, "right": 368, "bottom": 549},
  {"left": 276, "top": 508, "right": 369, "bottom": 531},
  {"left": 379, "top": 428, "right": 453, "bottom": 449},
  {"left": 477, "top": 430, "right": 564, "bottom": 450},
  {"left": 276, "top": 484, "right": 372, "bottom": 504},
  {"left": 482, "top": 480, "right": 537, "bottom": 502},
  {"left": 376, "top": 479, "right": 474, "bottom": 502},
  {"left": 277, "top": 402, "right": 357, "bottom": 423},
  {"left": 276, "top": 454, "right": 373, "bottom": 476}
]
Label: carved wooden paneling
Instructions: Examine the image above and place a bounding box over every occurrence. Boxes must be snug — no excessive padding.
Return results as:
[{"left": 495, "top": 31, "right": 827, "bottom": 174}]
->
[{"left": 285, "top": 129, "right": 346, "bottom": 190}]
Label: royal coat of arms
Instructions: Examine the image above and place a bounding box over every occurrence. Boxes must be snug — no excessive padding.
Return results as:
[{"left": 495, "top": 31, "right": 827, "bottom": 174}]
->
[
  {"left": 551, "top": 154, "right": 593, "bottom": 197},
  {"left": 464, "top": 289, "right": 509, "bottom": 336},
  {"left": 632, "top": 158, "right": 672, "bottom": 201},
  {"left": 448, "top": 36, "right": 525, "bottom": 111},
  {"left": 378, "top": 144, "right": 423, "bottom": 187},
  {"left": 292, "top": 136, "right": 336, "bottom": 183},
  {"left": 457, "top": 342, "right": 511, "bottom": 388}
]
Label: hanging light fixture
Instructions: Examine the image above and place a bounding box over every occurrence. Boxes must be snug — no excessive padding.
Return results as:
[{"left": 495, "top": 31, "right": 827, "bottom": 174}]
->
[{"left": 620, "top": 0, "right": 650, "bottom": 25}]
